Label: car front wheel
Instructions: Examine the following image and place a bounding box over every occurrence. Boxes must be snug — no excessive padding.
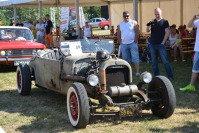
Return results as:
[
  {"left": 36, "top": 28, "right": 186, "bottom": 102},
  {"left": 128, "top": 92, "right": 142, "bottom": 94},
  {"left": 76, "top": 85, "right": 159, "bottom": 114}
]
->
[
  {"left": 67, "top": 82, "right": 90, "bottom": 128},
  {"left": 104, "top": 25, "right": 109, "bottom": 30},
  {"left": 16, "top": 64, "right": 31, "bottom": 95},
  {"left": 148, "top": 76, "right": 176, "bottom": 118}
]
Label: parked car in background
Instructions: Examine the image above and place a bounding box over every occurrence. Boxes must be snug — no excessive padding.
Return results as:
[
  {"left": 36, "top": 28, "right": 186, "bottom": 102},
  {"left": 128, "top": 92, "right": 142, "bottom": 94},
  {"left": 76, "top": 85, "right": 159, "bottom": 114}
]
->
[
  {"left": 88, "top": 18, "right": 106, "bottom": 28},
  {"left": 99, "top": 20, "right": 110, "bottom": 30},
  {"left": 0, "top": 26, "right": 46, "bottom": 66}
]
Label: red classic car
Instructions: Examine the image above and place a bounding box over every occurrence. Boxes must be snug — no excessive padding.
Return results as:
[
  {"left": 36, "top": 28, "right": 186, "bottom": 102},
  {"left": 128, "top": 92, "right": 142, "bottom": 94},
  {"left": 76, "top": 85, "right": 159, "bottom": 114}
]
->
[
  {"left": 99, "top": 20, "right": 110, "bottom": 30},
  {"left": 0, "top": 26, "right": 46, "bottom": 66}
]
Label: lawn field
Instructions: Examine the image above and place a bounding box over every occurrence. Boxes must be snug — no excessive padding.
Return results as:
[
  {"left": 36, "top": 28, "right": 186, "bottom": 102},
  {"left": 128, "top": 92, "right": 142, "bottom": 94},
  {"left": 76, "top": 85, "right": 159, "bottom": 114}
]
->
[{"left": 0, "top": 61, "right": 198, "bottom": 133}]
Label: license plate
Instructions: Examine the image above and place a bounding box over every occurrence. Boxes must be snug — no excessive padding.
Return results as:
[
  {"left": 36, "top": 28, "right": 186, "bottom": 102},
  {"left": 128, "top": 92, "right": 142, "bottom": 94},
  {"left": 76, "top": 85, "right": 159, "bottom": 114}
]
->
[
  {"left": 119, "top": 104, "right": 142, "bottom": 116},
  {"left": 14, "top": 60, "right": 30, "bottom": 66}
]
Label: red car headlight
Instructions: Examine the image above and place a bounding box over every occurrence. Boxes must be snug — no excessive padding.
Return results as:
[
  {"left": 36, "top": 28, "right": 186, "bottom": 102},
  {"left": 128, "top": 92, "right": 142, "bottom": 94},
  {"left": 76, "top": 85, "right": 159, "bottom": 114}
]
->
[{"left": 0, "top": 51, "right": 6, "bottom": 56}]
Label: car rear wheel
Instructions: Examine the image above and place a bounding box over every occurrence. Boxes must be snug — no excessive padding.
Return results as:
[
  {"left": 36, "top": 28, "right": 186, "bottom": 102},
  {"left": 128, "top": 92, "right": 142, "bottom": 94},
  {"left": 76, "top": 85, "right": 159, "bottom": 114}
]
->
[
  {"left": 104, "top": 25, "right": 109, "bottom": 30},
  {"left": 148, "top": 76, "right": 176, "bottom": 118},
  {"left": 16, "top": 64, "right": 31, "bottom": 95},
  {"left": 67, "top": 82, "right": 90, "bottom": 128}
]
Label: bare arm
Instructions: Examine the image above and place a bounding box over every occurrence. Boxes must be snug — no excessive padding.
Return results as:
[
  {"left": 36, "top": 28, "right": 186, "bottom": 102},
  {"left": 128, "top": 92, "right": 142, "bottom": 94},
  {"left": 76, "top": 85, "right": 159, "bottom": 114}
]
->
[
  {"left": 188, "top": 15, "right": 197, "bottom": 28},
  {"left": 161, "top": 27, "right": 170, "bottom": 45},
  {"left": 146, "top": 25, "right": 151, "bottom": 33},
  {"left": 90, "top": 26, "right": 93, "bottom": 36},
  {"left": 50, "top": 27, "right": 53, "bottom": 34},
  {"left": 134, "top": 21, "right": 140, "bottom": 42},
  {"left": 117, "top": 25, "right": 121, "bottom": 44}
]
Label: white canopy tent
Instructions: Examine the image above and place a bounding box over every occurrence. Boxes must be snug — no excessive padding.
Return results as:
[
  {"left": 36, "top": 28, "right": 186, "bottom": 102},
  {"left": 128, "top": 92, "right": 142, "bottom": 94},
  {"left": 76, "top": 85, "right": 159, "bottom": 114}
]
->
[{"left": 0, "top": 0, "right": 139, "bottom": 35}]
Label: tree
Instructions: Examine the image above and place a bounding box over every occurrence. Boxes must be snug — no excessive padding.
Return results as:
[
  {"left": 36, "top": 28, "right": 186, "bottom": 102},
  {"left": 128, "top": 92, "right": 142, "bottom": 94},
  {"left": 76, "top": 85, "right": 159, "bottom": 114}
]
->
[
  {"left": 83, "top": 6, "right": 101, "bottom": 20},
  {"left": 0, "top": 12, "right": 8, "bottom": 25}
]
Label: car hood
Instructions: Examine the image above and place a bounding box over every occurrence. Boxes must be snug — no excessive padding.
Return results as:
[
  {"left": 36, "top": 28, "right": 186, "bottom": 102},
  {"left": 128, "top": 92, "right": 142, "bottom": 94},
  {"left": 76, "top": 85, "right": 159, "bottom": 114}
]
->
[{"left": 0, "top": 40, "right": 46, "bottom": 50}]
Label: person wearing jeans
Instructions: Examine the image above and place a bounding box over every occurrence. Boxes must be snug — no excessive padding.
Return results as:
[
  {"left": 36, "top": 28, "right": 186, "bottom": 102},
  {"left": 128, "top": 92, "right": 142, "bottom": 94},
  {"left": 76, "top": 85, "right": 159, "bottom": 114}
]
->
[
  {"left": 149, "top": 44, "right": 173, "bottom": 78},
  {"left": 146, "top": 8, "right": 173, "bottom": 79}
]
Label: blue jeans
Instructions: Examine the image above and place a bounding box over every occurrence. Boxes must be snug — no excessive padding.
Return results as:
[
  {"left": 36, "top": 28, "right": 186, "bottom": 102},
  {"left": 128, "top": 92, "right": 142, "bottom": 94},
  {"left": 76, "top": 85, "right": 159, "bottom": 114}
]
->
[
  {"left": 121, "top": 42, "right": 139, "bottom": 63},
  {"left": 149, "top": 44, "right": 173, "bottom": 78}
]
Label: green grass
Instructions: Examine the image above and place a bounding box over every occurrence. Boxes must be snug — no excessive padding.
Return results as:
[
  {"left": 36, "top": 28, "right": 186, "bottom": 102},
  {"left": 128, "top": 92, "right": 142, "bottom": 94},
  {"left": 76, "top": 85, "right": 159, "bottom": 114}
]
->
[
  {"left": 0, "top": 61, "right": 198, "bottom": 133},
  {"left": 92, "top": 28, "right": 110, "bottom": 36}
]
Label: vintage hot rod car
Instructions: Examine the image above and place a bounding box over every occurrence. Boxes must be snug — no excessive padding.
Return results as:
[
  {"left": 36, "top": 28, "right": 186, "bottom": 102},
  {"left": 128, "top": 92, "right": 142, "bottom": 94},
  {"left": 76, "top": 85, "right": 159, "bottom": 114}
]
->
[{"left": 16, "top": 39, "right": 176, "bottom": 129}]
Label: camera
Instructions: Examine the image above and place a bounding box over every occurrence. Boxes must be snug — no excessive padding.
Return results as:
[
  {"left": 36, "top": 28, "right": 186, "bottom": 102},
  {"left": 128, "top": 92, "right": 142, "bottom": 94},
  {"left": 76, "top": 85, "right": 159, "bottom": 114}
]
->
[{"left": 146, "top": 21, "right": 155, "bottom": 26}]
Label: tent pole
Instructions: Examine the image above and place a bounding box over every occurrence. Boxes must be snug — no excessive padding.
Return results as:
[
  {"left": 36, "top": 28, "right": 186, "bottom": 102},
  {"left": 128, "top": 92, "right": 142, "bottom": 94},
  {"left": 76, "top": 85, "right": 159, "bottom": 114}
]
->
[
  {"left": 75, "top": 0, "right": 80, "bottom": 36},
  {"left": 133, "top": 0, "right": 138, "bottom": 22},
  {"left": 13, "top": 4, "right": 16, "bottom": 25},
  {"left": 38, "top": 0, "right": 42, "bottom": 19}
]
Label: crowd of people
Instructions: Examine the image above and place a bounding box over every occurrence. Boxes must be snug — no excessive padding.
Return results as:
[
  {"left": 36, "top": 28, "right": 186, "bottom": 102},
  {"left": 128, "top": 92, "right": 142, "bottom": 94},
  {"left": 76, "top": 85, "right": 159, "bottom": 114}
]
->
[
  {"left": 8, "top": 14, "right": 56, "bottom": 49},
  {"left": 3, "top": 10, "right": 198, "bottom": 92},
  {"left": 117, "top": 8, "right": 198, "bottom": 92}
]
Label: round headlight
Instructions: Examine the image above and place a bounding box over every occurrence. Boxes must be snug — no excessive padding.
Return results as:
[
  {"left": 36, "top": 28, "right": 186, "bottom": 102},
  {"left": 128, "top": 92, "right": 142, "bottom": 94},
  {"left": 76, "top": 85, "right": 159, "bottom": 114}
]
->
[
  {"left": 140, "top": 71, "right": 152, "bottom": 83},
  {"left": 87, "top": 74, "right": 99, "bottom": 86},
  {"left": 0, "top": 51, "right": 6, "bottom": 56},
  {"left": 6, "top": 50, "right": 12, "bottom": 56}
]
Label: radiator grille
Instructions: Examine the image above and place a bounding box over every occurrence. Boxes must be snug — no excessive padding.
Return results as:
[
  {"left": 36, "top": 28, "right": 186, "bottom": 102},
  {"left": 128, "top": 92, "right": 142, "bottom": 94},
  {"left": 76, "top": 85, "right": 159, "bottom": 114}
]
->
[
  {"left": 105, "top": 65, "right": 130, "bottom": 89},
  {"left": 12, "top": 50, "right": 32, "bottom": 56}
]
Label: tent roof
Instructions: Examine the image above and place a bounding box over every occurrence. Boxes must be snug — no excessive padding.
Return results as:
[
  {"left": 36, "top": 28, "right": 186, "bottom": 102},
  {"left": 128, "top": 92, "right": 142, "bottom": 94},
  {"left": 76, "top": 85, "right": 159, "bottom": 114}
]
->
[{"left": 0, "top": 0, "right": 110, "bottom": 7}]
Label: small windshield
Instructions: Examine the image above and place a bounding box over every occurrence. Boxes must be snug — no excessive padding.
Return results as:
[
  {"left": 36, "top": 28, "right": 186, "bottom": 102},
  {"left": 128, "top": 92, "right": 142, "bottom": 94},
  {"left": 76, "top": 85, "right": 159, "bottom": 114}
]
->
[
  {"left": 60, "top": 39, "right": 114, "bottom": 55},
  {"left": 0, "top": 28, "right": 34, "bottom": 41}
]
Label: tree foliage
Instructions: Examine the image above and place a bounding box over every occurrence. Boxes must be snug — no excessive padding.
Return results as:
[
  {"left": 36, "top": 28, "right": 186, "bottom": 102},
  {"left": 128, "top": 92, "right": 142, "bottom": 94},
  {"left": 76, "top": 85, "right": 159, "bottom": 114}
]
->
[
  {"left": 0, "top": 7, "right": 50, "bottom": 25},
  {"left": 0, "top": 6, "right": 101, "bottom": 25},
  {"left": 83, "top": 6, "right": 101, "bottom": 20}
]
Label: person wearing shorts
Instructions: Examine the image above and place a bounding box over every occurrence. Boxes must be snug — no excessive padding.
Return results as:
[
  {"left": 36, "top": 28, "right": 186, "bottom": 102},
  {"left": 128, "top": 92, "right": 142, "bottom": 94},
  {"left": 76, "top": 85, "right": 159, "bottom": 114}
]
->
[
  {"left": 179, "top": 14, "right": 199, "bottom": 92},
  {"left": 117, "top": 11, "right": 140, "bottom": 76},
  {"left": 44, "top": 14, "right": 53, "bottom": 48}
]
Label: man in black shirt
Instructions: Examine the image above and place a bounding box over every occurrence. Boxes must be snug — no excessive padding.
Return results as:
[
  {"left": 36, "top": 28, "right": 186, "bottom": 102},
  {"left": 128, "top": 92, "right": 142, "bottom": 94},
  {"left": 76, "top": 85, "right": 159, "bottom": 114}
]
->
[
  {"left": 44, "top": 14, "right": 54, "bottom": 48},
  {"left": 146, "top": 8, "right": 173, "bottom": 80},
  {"left": 16, "top": 19, "right": 24, "bottom": 27}
]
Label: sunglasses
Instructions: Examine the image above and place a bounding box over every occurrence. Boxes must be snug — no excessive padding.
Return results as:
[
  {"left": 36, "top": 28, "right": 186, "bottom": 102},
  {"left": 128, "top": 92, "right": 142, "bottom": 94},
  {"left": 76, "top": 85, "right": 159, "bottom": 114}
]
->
[{"left": 123, "top": 15, "right": 129, "bottom": 18}]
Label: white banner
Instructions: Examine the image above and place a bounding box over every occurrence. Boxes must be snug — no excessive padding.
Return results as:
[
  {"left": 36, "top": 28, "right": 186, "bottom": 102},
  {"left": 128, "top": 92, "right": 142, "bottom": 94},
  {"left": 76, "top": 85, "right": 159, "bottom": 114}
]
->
[
  {"left": 60, "top": 7, "right": 70, "bottom": 32},
  {"left": 60, "top": 7, "right": 85, "bottom": 32}
]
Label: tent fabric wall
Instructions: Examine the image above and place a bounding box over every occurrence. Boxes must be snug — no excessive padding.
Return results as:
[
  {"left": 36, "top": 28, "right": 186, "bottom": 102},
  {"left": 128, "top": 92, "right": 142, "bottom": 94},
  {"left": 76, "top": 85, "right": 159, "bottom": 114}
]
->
[
  {"left": 183, "top": 0, "right": 199, "bottom": 28},
  {"left": 140, "top": 0, "right": 181, "bottom": 32},
  {"left": 110, "top": 0, "right": 199, "bottom": 33},
  {"left": 109, "top": 1, "right": 134, "bottom": 32}
]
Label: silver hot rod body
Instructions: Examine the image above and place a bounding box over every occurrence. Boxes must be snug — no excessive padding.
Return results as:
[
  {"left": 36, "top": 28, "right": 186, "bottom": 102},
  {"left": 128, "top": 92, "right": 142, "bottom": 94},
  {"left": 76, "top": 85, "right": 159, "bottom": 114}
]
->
[{"left": 16, "top": 39, "right": 176, "bottom": 129}]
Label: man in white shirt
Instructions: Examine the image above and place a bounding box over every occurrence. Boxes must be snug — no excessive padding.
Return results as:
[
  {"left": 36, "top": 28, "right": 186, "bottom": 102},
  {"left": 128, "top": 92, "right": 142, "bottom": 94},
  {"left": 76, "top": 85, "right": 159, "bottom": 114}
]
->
[
  {"left": 117, "top": 11, "right": 140, "bottom": 76},
  {"left": 179, "top": 14, "right": 199, "bottom": 92},
  {"left": 36, "top": 18, "right": 45, "bottom": 44}
]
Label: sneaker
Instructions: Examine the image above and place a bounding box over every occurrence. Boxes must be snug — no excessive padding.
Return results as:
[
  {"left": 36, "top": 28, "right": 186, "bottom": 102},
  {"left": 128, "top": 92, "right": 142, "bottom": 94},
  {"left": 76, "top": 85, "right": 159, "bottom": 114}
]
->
[{"left": 179, "top": 84, "right": 196, "bottom": 92}]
